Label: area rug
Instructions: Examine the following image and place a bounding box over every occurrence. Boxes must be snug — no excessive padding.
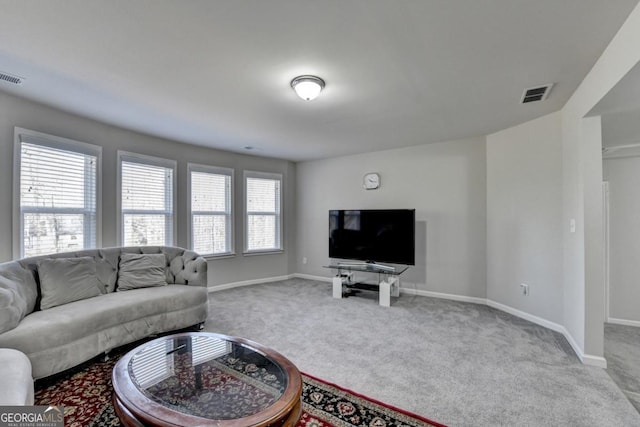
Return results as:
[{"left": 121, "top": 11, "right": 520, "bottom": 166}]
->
[{"left": 35, "top": 354, "right": 446, "bottom": 427}]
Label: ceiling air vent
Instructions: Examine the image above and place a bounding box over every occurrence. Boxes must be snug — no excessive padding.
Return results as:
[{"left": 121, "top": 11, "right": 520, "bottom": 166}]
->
[
  {"left": 0, "top": 71, "right": 24, "bottom": 85},
  {"left": 520, "top": 83, "right": 553, "bottom": 104}
]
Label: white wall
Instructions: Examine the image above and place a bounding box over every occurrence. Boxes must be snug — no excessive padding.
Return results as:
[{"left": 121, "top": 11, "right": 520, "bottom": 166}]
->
[
  {"left": 603, "top": 156, "right": 640, "bottom": 323},
  {"left": 0, "top": 91, "right": 296, "bottom": 286},
  {"left": 561, "top": 2, "right": 640, "bottom": 363},
  {"left": 296, "top": 137, "right": 487, "bottom": 299},
  {"left": 486, "top": 112, "right": 563, "bottom": 324}
]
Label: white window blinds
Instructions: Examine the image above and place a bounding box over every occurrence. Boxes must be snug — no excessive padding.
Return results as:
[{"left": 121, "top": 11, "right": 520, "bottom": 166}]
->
[
  {"left": 119, "top": 153, "right": 175, "bottom": 246},
  {"left": 191, "top": 336, "right": 232, "bottom": 366},
  {"left": 189, "top": 165, "right": 233, "bottom": 256},
  {"left": 130, "top": 339, "right": 175, "bottom": 389},
  {"left": 17, "top": 131, "right": 100, "bottom": 258},
  {"left": 245, "top": 172, "right": 282, "bottom": 252}
]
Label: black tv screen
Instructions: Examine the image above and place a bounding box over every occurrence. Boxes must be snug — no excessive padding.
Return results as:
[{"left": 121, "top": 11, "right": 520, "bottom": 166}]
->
[{"left": 329, "top": 209, "right": 415, "bottom": 265}]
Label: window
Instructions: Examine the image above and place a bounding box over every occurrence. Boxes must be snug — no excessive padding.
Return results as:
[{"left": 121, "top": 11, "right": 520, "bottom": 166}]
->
[
  {"left": 14, "top": 128, "right": 101, "bottom": 258},
  {"left": 118, "top": 151, "right": 176, "bottom": 247},
  {"left": 188, "top": 164, "right": 233, "bottom": 256},
  {"left": 244, "top": 171, "right": 282, "bottom": 253}
]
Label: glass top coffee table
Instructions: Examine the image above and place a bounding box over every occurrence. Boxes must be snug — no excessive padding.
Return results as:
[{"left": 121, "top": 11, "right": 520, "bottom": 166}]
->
[{"left": 112, "top": 332, "right": 302, "bottom": 427}]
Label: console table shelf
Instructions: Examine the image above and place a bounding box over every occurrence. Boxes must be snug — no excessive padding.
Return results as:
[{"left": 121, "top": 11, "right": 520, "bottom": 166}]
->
[{"left": 323, "top": 264, "right": 408, "bottom": 307}]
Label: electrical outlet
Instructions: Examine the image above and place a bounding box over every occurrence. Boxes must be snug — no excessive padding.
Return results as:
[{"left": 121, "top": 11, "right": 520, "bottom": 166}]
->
[
  {"left": 302, "top": 257, "right": 307, "bottom": 265},
  {"left": 520, "top": 283, "right": 529, "bottom": 296}
]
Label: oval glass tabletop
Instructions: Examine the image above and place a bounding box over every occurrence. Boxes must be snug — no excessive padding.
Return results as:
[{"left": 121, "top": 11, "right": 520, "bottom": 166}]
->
[
  {"left": 112, "top": 332, "right": 303, "bottom": 426},
  {"left": 127, "top": 334, "right": 287, "bottom": 420}
]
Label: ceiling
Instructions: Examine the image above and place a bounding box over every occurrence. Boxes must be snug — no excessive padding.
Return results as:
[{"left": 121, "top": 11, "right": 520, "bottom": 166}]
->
[
  {"left": 591, "top": 60, "right": 640, "bottom": 148},
  {"left": 0, "top": 0, "right": 638, "bottom": 162}
]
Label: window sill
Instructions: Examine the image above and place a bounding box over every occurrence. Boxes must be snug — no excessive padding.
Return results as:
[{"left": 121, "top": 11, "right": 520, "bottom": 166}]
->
[
  {"left": 203, "top": 253, "right": 236, "bottom": 260},
  {"left": 243, "top": 249, "right": 284, "bottom": 257}
]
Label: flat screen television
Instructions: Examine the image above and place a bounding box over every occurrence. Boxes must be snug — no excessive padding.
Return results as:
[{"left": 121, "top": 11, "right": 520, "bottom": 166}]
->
[{"left": 329, "top": 209, "right": 415, "bottom": 266}]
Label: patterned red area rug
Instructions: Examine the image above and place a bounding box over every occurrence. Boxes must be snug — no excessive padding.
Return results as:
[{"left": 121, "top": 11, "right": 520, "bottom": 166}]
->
[{"left": 35, "top": 353, "right": 446, "bottom": 427}]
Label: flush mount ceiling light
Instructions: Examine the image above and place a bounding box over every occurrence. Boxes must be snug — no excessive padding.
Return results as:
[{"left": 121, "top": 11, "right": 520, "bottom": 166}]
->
[{"left": 290, "top": 75, "right": 325, "bottom": 101}]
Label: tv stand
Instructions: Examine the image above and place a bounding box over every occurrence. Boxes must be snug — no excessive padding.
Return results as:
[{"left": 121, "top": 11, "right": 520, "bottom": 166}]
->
[
  {"left": 323, "top": 263, "right": 409, "bottom": 307},
  {"left": 337, "top": 261, "right": 397, "bottom": 272}
]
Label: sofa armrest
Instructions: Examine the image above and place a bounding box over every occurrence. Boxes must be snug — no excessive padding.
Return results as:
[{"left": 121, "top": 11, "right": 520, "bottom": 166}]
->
[
  {"left": 0, "top": 349, "right": 34, "bottom": 405},
  {"left": 173, "top": 250, "right": 208, "bottom": 287}
]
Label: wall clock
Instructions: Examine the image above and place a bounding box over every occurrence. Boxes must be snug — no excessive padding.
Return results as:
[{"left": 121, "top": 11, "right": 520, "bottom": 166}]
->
[{"left": 363, "top": 173, "right": 380, "bottom": 190}]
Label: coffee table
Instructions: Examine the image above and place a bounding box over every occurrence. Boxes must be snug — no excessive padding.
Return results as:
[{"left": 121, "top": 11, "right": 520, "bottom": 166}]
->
[{"left": 112, "top": 332, "right": 302, "bottom": 427}]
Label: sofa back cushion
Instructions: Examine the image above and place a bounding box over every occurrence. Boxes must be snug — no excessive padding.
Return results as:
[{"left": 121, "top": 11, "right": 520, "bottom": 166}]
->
[
  {"left": 38, "top": 257, "right": 103, "bottom": 310},
  {"left": 117, "top": 253, "right": 168, "bottom": 291},
  {"left": 0, "top": 246, "right": 206, "bottom": 321}
]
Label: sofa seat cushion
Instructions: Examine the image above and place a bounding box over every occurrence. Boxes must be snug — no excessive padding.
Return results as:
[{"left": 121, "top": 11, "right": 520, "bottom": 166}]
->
[
  {"left": 0, "top": 285, "right": 208, "bottom": 355},
  {"left": 0, "top": 348, "right": 34, "bottom": 405}
]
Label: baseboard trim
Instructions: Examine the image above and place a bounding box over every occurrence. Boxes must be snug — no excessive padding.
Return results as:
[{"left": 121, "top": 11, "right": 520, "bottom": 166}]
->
[
  {"left": 607, "top": 317, "right": 640, "bottom": 328},
  {"left": 292, "top": 273, "right": 332, "bottom": 283},
  {"left": 581, "top": 353, "right": 608, "bottom": 368},
  {"left": 554, "top": 325, "right": 607, "bottom": 368},
  {"left": 400, "top": 287, "right": 487, "bottom": 305},
  {"left": 560, "top": 328, "right": 586, "bottom": 363},
  {"left": 208, "top": 275, "right": 294, "bottom": 292},
  {"left": 379, "top": 282, "right": 606, "bottom": 368},
  {"left": 211, "top": 274, "right": 606, "bottom": 367},
  {"left": 562, "top": 332, "right": 607, "bottom": 368},
  {"left": 485, "top": 299, "right": 564, "bottom": 334},
  {"left": 483, "top": 299, "right": 606, "bottom": 367}
]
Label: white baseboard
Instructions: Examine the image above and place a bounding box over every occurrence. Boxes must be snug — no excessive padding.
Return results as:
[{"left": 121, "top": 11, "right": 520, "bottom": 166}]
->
[
  {"left": 396, "top": 286, "right": 607, "bottom": 368},
  {"left": 554, "top": 325, "right": 606, "bottom": 368},
  {"left": 560, "top": 328, "right": 586, "bottom": 363},
  {"left": 484, "top": 299, "right": 606, "bottom": 368},
  {"left": 394, "top": 286, "right": 599, "bottom": 367},
  {"left": 607, "top": 317, "right": 640, "bottom": 328},
  {"left": 208, "top": 274, "right": 294, "bottom": 292},
  {"left": 292, "top": 273, "right": 332, "bottom": 283},
  {"left": 210, "top": 274, "right": 607, "bottom": 368},
  {"left": 485, "top": 299, "right": 564, "bottom": 334},
  {"left": 401, "top": 287, "right": 487, "bottom": 305},
  {"left": 581, "top": 353, "right": 608, "bottom": 368},
  {"left": 563, "top": 333, "right": 607, "bottom": 368}
]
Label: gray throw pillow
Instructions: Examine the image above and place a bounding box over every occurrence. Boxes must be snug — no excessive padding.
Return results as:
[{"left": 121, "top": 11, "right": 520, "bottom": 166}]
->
[
  {"left": 117, "top": 253, "right": 168, "bottom": 291},
  {"left": 38, "top": 257, "right": 103, "bottom": 310}
]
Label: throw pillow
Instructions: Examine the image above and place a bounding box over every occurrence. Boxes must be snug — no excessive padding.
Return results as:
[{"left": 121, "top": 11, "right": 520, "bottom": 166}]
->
[
  {"left": 117, "top": 253, "right": 168, "bottom": 291},
  {"left": 38, "top": 257, "right": 103, "bottom": 310}
]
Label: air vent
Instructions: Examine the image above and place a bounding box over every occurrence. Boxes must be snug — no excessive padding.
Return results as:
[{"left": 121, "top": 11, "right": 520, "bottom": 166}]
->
[
  {"left": 0, "top": 71, "right": 24, "bottom": 85},
  {"left": 520, "top": 83, "right": 553, "bottom": 104}
]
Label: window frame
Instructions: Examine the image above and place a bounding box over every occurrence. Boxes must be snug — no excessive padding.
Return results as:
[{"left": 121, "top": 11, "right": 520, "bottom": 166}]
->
[
  {"left": 117, "top": 150, "right": 177, "bottom": 247},
  {"left": 243, "top": 170, "right": 283, "bottom": 255},
  {"left": 187, "top": 163, "right": 234, "bottom": 258},
  {"left": 13, "top": 127, "right": 103, "bottom": 259}
]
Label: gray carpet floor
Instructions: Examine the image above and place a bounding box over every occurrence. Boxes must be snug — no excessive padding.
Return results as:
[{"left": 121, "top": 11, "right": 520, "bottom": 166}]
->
[
  {"left": 204, "top": 278, "right": 640, "bottom": 427},
  {"left": 605, "top": 323, "right": 640, "bottom": 413}
]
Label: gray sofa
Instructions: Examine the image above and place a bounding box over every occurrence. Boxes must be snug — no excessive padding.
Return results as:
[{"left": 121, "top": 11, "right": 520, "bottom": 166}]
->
[{"left": 0, "top": 246, "right": 208, "bottom": 379}]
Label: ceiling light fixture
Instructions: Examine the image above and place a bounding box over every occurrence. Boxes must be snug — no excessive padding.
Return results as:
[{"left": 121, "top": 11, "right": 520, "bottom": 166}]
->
[{"left": 290, "top": 75, "right": 325, "bottom": 101}]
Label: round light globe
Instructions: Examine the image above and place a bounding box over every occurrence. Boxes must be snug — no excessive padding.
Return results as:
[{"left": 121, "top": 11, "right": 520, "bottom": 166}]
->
[{"left": 291, "top": 75, "right": 325, "bottom": 101}]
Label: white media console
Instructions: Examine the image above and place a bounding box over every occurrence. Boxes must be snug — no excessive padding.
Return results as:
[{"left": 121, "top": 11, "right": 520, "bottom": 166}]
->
[{"left": 324, "top": 263, "right": 408, "bottom": 307}]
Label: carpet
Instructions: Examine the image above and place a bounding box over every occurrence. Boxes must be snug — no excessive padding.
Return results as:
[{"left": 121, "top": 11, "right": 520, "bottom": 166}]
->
[{"left": 34, "top": 352, "right": 446, "bottom": 427}]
